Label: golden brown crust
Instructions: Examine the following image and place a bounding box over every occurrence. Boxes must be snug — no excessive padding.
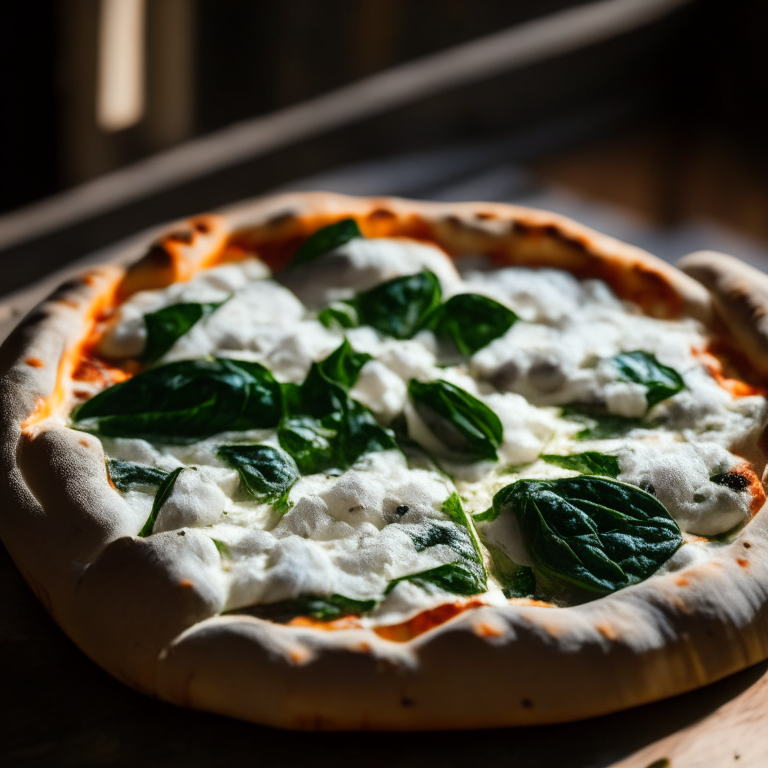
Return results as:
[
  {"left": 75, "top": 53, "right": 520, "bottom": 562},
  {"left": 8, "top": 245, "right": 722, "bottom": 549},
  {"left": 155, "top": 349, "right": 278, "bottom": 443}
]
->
[
  {"left": 2, "top": 193, "right": 768, "bottom": 730},
  {"left": 678, "top": 250, "right": 768, "bottom": 376}
]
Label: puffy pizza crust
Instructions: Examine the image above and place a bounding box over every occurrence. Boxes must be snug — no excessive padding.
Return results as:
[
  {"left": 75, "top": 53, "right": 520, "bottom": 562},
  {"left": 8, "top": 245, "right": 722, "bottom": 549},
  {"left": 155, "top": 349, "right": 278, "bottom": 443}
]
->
[{"left": 2, "top": 192, "right": 768, "bottom": 729}]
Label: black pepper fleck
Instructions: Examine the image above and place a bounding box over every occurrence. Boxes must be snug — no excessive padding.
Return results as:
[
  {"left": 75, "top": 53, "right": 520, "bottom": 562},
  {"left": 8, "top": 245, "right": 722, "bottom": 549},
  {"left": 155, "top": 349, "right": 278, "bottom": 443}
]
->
[
  {"left": 395, "top": 505, "right": 410, "bottom": 517},
  {"left": 712, "top": 472, "right": 750, "bottom": 491}
]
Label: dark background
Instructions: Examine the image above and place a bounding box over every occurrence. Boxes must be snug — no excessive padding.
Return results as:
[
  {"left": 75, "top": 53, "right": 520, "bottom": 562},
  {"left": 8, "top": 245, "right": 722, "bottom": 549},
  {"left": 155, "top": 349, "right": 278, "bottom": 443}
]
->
[{"left": 3, "top": 1, "right": 768, "bottom": 217}]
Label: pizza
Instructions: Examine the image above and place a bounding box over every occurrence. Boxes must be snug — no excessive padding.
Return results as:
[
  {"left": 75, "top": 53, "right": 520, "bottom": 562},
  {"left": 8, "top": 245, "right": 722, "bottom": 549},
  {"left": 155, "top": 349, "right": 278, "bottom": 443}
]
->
[{"left": 3, "top": 192, "right": 768, "bottom": 731}]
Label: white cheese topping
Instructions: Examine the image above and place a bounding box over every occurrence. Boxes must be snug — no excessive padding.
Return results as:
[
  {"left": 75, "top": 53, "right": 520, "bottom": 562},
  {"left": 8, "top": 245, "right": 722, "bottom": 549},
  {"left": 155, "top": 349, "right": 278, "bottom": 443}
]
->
[{"left": 88, "top": 237, "right": 768, "bottom": 620}]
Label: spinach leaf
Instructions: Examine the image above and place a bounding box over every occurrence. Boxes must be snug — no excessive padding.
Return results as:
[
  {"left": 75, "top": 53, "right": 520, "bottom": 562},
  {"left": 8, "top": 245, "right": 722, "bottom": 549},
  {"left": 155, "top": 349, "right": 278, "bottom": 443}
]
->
[
  {"left": 409, "top": 520, "right": 475, "bottom": 555},
  {"left": 290, "top": 218, "right": 362, "bottom": 269},
  {"left": 279, "top": 401, "right": 396, "bottom": 475},
  {"left": 388, "top": 493, "right": 487, "bottom": 597},
  {"left": 224, "top": 359, "right": 285, "bottom": 431},
  {"left": 429, "top": 294, "right": 518, "bottom": 356},
  {"left": 541, "top": 451, "right": 620, "bottom": 478},
  {"left": 611, "top": 351, "right": 685, "bottom": 409},
  {"left": 236, "top": 594, "right": 376, "bottom": 623},
  {"left": 138, "top": 466, "right": 188, "bottom": 537},
  {"left": 144, "top": 300, "right": 226, "bottom": 363},
  {"left": 317, "top": 301, "right": 359, "bottom": 330},
  {"left": 354, "top": 271, "right": 442, "bottom": 339},
  {"left": 314, "top": 338, "right": 372, "bottom": 390},
  {"left": 277, "top": 341, "right": 397, "bottom": 474},
  {"left": 386, "top": 562, "right": 486, "bottom": 597},
  {"left": 561, "top": 405, "right": 642, "bottom": 440},
  {"left": 106, "top": 459, "right": 168, "bottom": 492},
  {"left": 408, "top": 379, "right": 502, "bottom": 461},
  {"left": 73, "top": 358, "right": 282, "bottom": 443},
  {"left": 325, "top": 271, "right": 442, "bottom": 340},
  {"left": 441, "top": 491, "right": 486, "bottom": 566},
  {"left": 478, "top": 534, "right": 536, "bottom": 599},
  {"left": 210, "top": 538, "right": 232, "bottom": 569},
  {"left": 217, "top": 443, "right": 299, "bottom": 512},
  {"left": 490, "top": 476, "right": 682, "bottom": 595}
]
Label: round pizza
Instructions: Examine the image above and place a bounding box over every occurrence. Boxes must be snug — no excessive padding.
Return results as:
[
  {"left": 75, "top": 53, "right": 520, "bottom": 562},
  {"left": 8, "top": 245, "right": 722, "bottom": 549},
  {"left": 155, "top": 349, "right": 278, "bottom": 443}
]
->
[{"left": 3, "top": 192, "right": 768, "bottom": 730}]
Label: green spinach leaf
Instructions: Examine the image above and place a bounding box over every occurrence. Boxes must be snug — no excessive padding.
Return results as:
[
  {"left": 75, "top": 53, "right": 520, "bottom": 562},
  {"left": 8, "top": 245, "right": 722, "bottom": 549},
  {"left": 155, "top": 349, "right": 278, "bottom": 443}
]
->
[
  {"left": 236, "top": 594, "right": 376, "bottom": 623},
  {"left": 313, "top": 338, "right": 372, "bottom": 390},
  {"left": 354, "top": 271, "right": 442, "bottom": 339},
  {"left": 106, "top": 459, "right": 168, "bottom": 492},
  {"left": 278, "top": 401, "right": 396, "bottom": 475},
  {"left": 478, "top": 534, "right": 537, "bottom": 599},
  {"left": 73, "top": 358, "right": 282, "bottom": 443},
  {"left": 144, "top": 300, "right": 226, "bottom": 363},
  {"left": 138, "top": 466, "right": 188, "bottom": 537},
  {"left": 429, "top": 294, "right": 518, "bottom": 356},
  {"left": 217, "top": 443, "right": 299, "bottom": 512},
  {"left": 317, "top": 301, "right": 359, "bottom": 330},
  {"left": 611, "top": 351, "right": 685, "bottom": 409},
  {"left": 388, "top": 493, "right": 487, "bottom": 597},
  {"left": 210, "top": 538, "right": 232, "bottom": 568},
  {"left": 386, "top": 561, "right": 486, "bottom": 597},
  {"left": 290, "top": 218, "right": 362, "bottom": 269},
  {"left": 277, "top": 342, "right": 396, "bottom": 474},
  {"left": 490, "top": 476, "right": 682, "bottom": 595},
  {"left": 561, "top": 405, "right": 642, "bottom": 440},
  {"left": 541, "top": 451, "right": 620, "bottom": 477},
  {"left": 408, "top": 379, "right": 502, "bottom": 461},
  {"left": 326, "top": 271, "right": 442, "bottom": 340}
]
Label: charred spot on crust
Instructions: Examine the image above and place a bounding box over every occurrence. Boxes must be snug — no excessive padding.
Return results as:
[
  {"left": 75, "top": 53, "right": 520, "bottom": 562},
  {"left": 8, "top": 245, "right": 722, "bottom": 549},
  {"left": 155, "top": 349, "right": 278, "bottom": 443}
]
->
[
  {"left": 443, "top": 214, "right": 465, "bottom": 229},
  {"left": 368, "top": 208, "right": 396, "bottom": 221},
  {"left": 144, "top": 243, "right": 175, "bottom": 268},
  {"left": 744, "top": 541, "right": 752, "bottom": 548},
  {"left": 512, "top": 220, "right": 531, "bottom": 236},
  {"left": 711, "top": 471, "right": 751, "bottom": 491},
  {"left": 192, "top": 220, "right": 211, "bottom": 234},
  {"left": 542, "top": 223, "right": 589, "bottom": 253},
  {"left": 166, "top": 229, "right": 194, "bottom": 244},
  {"left": 266, "top": 209, "right": 298, "bottom": 228}
]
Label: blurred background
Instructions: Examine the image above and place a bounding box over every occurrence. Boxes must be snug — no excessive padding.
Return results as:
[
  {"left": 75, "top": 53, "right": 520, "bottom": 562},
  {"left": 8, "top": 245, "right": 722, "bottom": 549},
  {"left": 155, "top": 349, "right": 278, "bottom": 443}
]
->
[{"left": 2, "top": 0, "right": 768, "bottom": 301}]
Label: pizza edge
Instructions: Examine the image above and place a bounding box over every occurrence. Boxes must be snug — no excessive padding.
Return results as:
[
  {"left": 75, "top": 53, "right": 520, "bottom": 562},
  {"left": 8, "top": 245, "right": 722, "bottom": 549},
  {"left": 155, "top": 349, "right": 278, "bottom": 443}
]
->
[{"left": 1, "top": 191, "right": 768, "bottom": 730}]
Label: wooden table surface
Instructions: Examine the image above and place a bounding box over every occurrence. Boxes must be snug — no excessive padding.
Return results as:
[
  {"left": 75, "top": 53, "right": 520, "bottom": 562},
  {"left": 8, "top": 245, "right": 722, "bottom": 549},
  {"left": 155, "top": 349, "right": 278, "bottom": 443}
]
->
[{"left": 3, "top": 233, "right": 768, "bottom": 768}]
